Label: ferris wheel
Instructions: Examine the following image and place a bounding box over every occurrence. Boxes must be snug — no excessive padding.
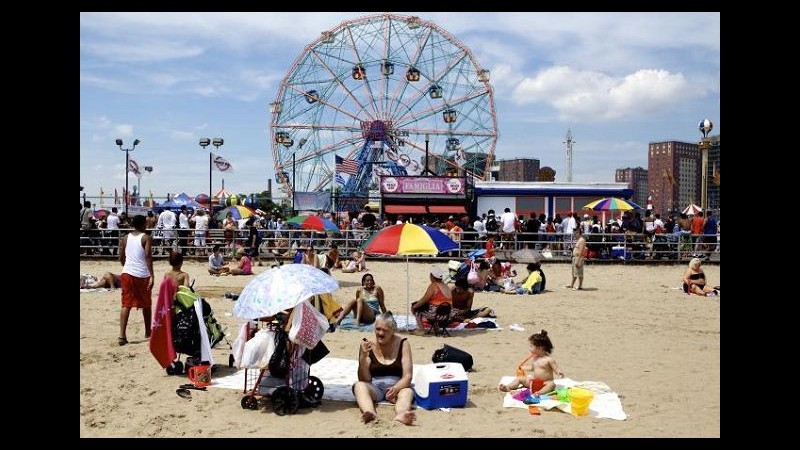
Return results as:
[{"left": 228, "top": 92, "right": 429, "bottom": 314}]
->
[{"left": 270, "top": 13, "right": 498, "bottom": 202}]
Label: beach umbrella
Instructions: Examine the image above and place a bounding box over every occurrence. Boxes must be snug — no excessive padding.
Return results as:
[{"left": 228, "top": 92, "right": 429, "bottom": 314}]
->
[
  {"left": 583, "top": 197, "right": 643, "bottom": 211},
  {"left": 232, "top": 264, "right": 340, "bottom": 320},
  {"left": 215, "top": 205, "right": 254, "bottom": 221},
  {"left": 682, "top": 204, "right": 703, "bottom": 216},
  {"left": 511, "top": 248, "right": 543, "bottom": 264},
  {"left": 286, "top": 215, "right": 340, "bottom": 232},
  {"left": 361, "top": 223, "right": 459, "bottom": 330}
]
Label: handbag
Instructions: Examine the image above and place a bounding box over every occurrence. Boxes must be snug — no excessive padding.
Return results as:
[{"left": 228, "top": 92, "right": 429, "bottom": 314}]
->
[
  {"left": 432, "top": 344, "right": 474, "bottom": 371},
  {"left": 301, "top": 340, "right": 330, "bottom": 365}
]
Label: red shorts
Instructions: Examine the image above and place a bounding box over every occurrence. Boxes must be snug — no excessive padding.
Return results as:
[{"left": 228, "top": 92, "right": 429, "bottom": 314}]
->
[
  {"left": 528, "top": 378, "right": 545, "bottom": 393},
  {"left": 120, "top": 273, "right": 152, "bottom": 309}
]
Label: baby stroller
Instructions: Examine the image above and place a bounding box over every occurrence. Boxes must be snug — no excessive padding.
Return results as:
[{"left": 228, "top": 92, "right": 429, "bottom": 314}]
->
[{"left": 166, "top": 284, "right": 228, "bottom": 375}]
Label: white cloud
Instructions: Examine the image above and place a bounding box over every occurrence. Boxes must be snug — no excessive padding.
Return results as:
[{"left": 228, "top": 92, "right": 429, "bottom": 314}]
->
[
  {"left": 171, "top": 130, "right": 195, "bottom": 141},
  {"left": 114, "top": 124, "right": 134, "bottom": 137},
  {"left": 81, "top": 40, "right": 204, "bottom": 63},
  {"left": 512, "top": 66, "right": 692, "bottom": 122}
]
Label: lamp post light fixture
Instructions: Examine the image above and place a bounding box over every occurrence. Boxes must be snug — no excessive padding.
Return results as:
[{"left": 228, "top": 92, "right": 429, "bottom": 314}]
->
[
  {"left": 199, "top": 137, "right": 224, "bottom": 209},
  {"left": 116, "top": 138, "right": 140, "bottom": 215},
  {"left": 698, "top": 119, "right": 713, "bottom": 213}
]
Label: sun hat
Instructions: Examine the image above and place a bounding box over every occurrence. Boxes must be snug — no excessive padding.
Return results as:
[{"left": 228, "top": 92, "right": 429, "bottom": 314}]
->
[{"left": 430, "top": 266, "right": 444, "bottom": 280}]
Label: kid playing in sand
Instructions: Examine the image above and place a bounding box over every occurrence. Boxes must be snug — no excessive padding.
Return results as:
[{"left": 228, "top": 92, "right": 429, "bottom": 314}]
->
[{"left": 499, "top": 330, "right": 564, "bottom": 396}]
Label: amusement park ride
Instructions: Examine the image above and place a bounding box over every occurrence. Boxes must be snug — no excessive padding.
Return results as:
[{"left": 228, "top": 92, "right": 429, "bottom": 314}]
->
[{"left": 269, "top": 14, "right": 498, "bottom": 210}]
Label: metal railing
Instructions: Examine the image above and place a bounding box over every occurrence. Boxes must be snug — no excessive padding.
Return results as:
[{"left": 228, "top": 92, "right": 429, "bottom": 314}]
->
[{"left": 80, "top": 228, "right": 719, "bottom": 263}]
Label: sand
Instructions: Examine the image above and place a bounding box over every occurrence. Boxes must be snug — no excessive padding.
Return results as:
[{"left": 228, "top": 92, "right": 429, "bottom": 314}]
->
[{"left": 80, "top": 258, "right": 719, "bottom": 437}]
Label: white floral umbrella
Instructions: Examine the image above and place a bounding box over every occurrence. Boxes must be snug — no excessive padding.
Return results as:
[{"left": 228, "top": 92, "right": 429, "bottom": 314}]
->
[{"left": 232, "top": 264, "right": 339, "bottom": 319}]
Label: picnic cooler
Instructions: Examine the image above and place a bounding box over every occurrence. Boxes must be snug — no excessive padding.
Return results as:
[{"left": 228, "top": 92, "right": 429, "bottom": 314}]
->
[{"left": 413, "top": 362, "right": 468, "bottom": 409}]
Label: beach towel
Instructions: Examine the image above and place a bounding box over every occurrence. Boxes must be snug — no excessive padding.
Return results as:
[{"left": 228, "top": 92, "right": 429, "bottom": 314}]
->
[
  {"left": 337, "top": 314, "right": 418, "bottom": 331},
  {"left": 150, "top": 278, "right": 177, "bottom": 368},
  {"left": 499, "top": 376, "right": 627, "bottom": 420},
  {"left": 80, "top": 288, "right": 112, "bottom": 293},
  {"left": 211, "top": 357, "right": 422, "bottom": 404}
]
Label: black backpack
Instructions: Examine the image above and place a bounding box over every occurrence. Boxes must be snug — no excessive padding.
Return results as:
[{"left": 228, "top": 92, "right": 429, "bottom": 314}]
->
[
  {"left": 172, "top": 303, "right": 200, "bottom": 355},
  {"left": 485, "top": 218, "right": 499, "bottom": 233},
  {"left": 432, "top": 344, "right": 474, "bottom": 371}
]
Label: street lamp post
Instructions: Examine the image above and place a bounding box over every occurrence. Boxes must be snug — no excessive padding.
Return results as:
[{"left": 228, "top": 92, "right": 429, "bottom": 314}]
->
[
  {"left": 116, "top": 138, "right": 140, "bottom": 215},
  {"left": 140, "top": 166, "right": 153, "bottom": 206},
  {"left": 698, "top": 119, "right": 714, "bottom": 212},
  {"left": 199, "top": 137, "right": 224, "bottom": 209}
]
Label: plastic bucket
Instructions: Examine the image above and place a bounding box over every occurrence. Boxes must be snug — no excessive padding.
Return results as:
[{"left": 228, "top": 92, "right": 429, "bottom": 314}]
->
[
  {"left": 569, "top": 387, "right": 593, "bottom": 416},
  {"left": 188, "top": 363, "right": 212, "bottom": 388}
]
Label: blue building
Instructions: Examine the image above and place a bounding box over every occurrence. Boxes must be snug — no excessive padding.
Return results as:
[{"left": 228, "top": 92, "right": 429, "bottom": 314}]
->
[{"left": 474, "top": 181, "right": 634, "bottom": 220}]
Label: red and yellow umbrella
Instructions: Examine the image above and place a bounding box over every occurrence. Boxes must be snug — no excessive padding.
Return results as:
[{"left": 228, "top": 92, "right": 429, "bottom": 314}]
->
[
  {"left": 361, "top": 223, "right": 458, "bottom": 330},
  {"left": 362, "top": 223, "right": 458, "bottom": 255}
]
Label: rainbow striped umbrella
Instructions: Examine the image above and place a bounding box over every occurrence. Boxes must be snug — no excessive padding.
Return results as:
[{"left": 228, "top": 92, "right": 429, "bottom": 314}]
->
[
  {"left": 583, "top": 197, "right": 642, "bottom": 211},
  {"left": 361, "top": 223, "right": 458, "bottom": 330},
  {"left": 214, "top": 205, "right": 254, "bottom": 221},
  {"left": 361, "top": 223, "right": 458, "bottom": 256},
  {"left": 286, "top": 215, "right": 340, "bottom": 232}
]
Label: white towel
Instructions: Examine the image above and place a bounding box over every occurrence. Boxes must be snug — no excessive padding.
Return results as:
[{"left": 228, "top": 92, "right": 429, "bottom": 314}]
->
[{"left": 499, "top": 376, "right": 627, "bottom": 421}]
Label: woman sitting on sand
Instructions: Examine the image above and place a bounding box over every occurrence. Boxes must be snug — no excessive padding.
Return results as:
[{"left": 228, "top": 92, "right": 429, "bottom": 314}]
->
[
  {"left": 451, "top": 278, "right": 495, "bottom": 321},
  {"left": 341, "top": 250, "right": 367, "bottom": 273},
  {"left": 228, "top": 248, "right": 253, "bottom": 275},
  {"left": 683, "top": 257, "right": 718, "bottom": 296},
  {"left": 335, "top": 273, "right": 386, "bottom": 326},
  {"left": 353, "top": 312, "right": 416, "bottom": 425}
]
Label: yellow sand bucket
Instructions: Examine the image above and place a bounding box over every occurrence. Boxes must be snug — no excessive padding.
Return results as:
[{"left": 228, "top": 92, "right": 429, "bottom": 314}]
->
[{"left": 569, "top": 387, "right": 593, "bottom": 416}]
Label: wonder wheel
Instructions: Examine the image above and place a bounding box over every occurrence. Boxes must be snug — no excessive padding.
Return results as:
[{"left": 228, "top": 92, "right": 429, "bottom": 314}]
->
[{"left": 270, "top": 13, "right": 498, "bottom": 205}]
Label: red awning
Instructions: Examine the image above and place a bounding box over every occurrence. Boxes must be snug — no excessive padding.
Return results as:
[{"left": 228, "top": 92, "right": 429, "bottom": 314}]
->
[
  {"left": 384, "top": 205, "right": 427, "bottom": 214},
  {"left": 427, "top": 205, "right": 467, "bottom": 214}
]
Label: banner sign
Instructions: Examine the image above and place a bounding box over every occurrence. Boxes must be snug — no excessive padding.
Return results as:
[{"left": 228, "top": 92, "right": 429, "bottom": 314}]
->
[{"left": 380, "top": 176, "right": 465, "bottom": 195}]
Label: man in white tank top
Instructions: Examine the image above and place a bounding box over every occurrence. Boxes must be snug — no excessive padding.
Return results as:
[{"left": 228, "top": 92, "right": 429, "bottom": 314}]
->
[{"left": 118, "top": 214, "right": 154, "bottom": 346}]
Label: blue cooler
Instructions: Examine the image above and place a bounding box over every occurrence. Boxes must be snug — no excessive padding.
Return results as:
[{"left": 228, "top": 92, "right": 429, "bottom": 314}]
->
[
  {"left": 610, "top": 246, "right": 630, "bottom": 259},
  {"left": 413, "top": 363, "right": 468, "bottom": 409}
]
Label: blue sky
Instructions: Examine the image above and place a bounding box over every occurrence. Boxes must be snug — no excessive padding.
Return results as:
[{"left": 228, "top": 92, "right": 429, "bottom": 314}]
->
[{"left": 80, "top": 12, "right": 720, "bottom": 201}]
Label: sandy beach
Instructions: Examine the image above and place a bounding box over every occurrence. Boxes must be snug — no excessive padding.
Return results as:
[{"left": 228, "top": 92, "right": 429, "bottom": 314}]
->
[{"left": 80, "top": 258, "right": 719, "bottom": 438}]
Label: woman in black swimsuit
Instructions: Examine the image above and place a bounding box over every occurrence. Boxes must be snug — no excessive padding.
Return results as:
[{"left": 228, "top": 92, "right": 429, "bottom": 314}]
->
[
  {"left": 352, "top": 312, "right": 416, "bottom": 425},
  {"left": 683, "top": 258, "right": 718, "bottom": 296}
]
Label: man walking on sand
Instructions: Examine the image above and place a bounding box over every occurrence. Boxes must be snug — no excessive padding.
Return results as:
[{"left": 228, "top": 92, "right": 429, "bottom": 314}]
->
[{"left": 118, "top": 214, "right": 154, "bottom": 346}]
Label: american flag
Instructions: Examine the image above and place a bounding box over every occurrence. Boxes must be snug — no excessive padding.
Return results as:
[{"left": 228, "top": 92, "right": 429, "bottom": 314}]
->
[{"left": 336, "top": 155, "right": 358, "bottom": 175}]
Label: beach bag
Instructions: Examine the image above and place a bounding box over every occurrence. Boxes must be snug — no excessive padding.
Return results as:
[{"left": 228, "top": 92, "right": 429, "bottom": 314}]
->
[
  {"left": 432, "top": 344, "right": 474, "bottom": 371},
  {"left": 268, "top": 328, "right": 290, "bottom": 378},
  {"left": 301, "top": 340, "right": 330, "bottom": 365},
  {"left": 467, "top": 263, "right": 479, "bottom": 285},
  {"left": 172, "top": 303, "right": 200, "bottom": 355},
  {"left": 288, "top": 301, "right": 328, "bottom": 349}
]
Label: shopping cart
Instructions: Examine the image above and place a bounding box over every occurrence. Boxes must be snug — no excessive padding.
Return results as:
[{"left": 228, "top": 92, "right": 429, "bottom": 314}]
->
[{"left": 239, "top": 315, "right": 325, "bottom": 415}]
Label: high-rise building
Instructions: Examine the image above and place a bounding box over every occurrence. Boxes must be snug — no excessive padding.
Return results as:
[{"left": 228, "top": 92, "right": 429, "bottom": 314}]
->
[
  {"left": 648, "top": 140, "right": 701, "bottom": 214},
  {"left": 493, "top": 158, "right": 540, "bottom": 181},
  {"left": 615, "top": 167, "right": 648, "bottom": 208}
]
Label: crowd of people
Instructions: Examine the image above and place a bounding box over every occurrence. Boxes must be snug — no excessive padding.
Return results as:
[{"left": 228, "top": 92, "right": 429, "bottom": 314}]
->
[{"left": 82, "top": 204, "right": 718, "bottom": 426}]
